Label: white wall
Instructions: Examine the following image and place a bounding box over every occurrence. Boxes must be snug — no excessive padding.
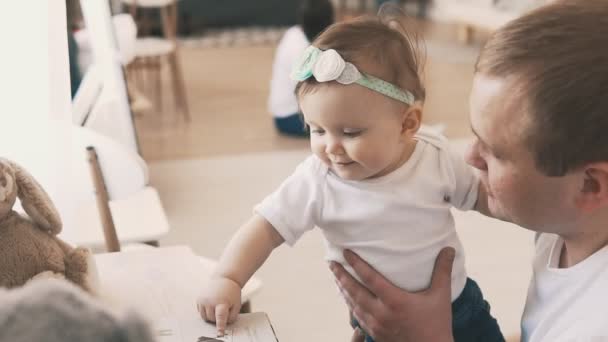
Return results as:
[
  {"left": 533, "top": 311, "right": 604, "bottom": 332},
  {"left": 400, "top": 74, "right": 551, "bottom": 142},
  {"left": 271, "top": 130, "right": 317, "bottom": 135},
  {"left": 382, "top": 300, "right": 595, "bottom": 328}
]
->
[
  {"left": 0, "top": 2, "right": 74, "bottom": 229},
  {"left": 0, "top": 2, "right": 71, "bottom": 123}
]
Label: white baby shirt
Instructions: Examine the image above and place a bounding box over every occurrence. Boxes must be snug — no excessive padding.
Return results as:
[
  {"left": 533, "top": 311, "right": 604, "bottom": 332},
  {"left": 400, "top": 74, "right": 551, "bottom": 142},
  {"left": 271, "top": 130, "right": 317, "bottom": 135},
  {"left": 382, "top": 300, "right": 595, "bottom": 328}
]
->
[{"left": 255, "top": 129, "right": 479, "bottom": 300}]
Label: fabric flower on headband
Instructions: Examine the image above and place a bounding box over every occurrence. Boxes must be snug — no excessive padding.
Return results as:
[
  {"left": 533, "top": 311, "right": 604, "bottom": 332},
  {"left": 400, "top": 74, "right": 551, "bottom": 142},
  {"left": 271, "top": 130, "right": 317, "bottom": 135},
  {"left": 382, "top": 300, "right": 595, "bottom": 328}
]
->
[{"left": 291, "top": 46, "right": 416, "bottom": 105}]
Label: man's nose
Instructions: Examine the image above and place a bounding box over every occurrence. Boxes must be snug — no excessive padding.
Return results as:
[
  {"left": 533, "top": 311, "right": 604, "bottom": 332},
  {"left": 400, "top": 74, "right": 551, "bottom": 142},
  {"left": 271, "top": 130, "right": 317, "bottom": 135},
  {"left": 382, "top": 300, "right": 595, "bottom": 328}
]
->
[{"left": 465, "top": 140, "right": 488, "bottom": 171}]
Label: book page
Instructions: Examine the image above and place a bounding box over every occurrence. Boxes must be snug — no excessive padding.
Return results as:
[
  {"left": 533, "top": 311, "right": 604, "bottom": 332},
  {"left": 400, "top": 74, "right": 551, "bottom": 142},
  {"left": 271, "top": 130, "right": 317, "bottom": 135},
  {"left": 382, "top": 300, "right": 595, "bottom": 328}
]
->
[{"left": 154, "top": 313, "right": 277, "bottom": 342}]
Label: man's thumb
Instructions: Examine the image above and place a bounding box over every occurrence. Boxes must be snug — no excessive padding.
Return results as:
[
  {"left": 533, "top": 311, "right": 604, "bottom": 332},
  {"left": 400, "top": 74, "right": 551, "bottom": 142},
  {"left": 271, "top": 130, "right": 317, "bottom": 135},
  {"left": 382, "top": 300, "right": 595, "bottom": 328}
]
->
[{"left": 430, "top": 247, "right": 455, "bottom": 291}]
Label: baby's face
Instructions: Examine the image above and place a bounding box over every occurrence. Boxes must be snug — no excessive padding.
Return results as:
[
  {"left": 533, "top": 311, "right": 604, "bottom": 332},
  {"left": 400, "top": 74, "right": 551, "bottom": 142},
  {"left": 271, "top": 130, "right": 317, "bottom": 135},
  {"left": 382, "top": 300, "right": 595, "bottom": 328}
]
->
[{"left": 300, "top": 83, "right": 417, "bottom": 181}]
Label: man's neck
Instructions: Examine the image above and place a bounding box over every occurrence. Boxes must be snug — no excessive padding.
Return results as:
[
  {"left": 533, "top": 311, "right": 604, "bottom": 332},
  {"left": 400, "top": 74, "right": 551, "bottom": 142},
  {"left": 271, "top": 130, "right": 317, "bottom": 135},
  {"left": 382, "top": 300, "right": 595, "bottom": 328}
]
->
[{"left": 559, "top": 213, "right": 608, "bottom": 268}]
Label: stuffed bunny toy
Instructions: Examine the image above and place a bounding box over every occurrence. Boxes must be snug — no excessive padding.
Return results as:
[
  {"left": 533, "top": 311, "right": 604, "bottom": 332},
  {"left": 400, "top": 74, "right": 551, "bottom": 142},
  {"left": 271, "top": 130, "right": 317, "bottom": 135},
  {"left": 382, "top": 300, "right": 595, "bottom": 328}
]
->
[
  {"left": 0, "top": 158, "right": 94, "bottom": 291},
  {"left": 0, "top": 278, "right": 155, "bottom": 342}
]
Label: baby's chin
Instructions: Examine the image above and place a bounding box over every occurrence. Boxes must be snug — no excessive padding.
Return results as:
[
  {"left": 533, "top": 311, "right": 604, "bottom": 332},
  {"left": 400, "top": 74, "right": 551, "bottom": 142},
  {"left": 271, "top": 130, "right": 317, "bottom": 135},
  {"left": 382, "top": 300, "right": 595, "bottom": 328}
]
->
[
  {"left": 330, "top": 167, "right": 361, "bottom": 181},
  {"left": 331, "top": 167, "right": 376, "bottom": 182}
]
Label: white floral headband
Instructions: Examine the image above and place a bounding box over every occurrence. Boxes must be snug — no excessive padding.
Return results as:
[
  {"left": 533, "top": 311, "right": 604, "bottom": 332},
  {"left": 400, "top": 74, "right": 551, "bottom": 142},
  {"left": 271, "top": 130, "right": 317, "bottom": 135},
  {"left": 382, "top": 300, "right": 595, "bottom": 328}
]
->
[{"left": 291, "top": 46, "right": 415, "bottom": 105}]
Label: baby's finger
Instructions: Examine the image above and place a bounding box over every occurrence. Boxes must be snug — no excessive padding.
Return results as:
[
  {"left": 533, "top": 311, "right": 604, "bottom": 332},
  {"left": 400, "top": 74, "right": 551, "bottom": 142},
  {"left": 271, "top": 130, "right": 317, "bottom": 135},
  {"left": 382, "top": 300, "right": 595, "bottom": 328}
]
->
[
  {"left": 215, "top": 303, "right": 230, "bottom": 336},
  {"left": 228, "top": 303, "right": 240, "bottom": 323}
]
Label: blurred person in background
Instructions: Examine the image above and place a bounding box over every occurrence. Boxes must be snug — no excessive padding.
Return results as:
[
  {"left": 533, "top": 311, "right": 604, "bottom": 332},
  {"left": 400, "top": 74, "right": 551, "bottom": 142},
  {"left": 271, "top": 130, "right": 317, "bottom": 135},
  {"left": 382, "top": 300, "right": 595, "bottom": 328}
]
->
[{"left": 268, "top": 0, "right": 334, "bottom": 137}]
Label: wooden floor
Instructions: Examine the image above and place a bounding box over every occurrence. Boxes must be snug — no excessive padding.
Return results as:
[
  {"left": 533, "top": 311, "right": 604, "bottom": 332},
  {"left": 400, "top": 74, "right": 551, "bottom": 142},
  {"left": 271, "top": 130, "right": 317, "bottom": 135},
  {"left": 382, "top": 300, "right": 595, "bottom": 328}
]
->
[{"left": 134, "top": 18, "right": 484, "bottom": 162}]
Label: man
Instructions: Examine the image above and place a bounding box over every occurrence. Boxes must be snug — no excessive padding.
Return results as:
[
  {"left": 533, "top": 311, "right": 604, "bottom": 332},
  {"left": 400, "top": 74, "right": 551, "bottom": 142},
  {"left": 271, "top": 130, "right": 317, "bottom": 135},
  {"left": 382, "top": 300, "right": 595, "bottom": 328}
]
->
[{"left": 331, "top": 1, "right": 608, "bottom": 341}]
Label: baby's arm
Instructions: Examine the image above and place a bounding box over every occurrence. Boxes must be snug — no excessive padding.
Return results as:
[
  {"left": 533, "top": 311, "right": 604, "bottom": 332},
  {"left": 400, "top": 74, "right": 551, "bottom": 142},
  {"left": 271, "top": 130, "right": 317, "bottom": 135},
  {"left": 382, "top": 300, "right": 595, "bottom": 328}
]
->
[{"left": 197, "top": 214, "right": 284, "bottom": 335}]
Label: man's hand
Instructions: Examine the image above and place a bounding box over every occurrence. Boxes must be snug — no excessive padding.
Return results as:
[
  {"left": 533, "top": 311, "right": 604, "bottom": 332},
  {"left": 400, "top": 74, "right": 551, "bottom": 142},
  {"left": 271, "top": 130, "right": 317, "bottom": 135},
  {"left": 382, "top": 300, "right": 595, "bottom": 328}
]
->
[
  {"left": 331, "top": 248, "right": 456, "bottom": 342},
  {"left": 196, "top": 276, "right": 242, "bottom": 337}
]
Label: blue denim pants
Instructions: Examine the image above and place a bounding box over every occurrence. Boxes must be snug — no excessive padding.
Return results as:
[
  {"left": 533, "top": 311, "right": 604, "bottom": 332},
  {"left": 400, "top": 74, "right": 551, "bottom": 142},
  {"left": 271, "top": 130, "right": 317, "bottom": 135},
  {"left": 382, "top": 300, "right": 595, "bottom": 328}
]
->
[
  {"left": 352, "top": 278, "right": 505, "bottom": 342},
  {"left": 273, "top": 113, "right": 308, "bottom": 137}
]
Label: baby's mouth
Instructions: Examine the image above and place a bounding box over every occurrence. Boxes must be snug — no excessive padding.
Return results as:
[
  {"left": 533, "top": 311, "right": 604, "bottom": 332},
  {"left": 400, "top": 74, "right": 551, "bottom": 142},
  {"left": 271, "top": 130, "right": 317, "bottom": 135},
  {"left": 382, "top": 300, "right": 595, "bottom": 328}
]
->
[{"left": 334, "top": 161, "right": 355, "bottom": 166}]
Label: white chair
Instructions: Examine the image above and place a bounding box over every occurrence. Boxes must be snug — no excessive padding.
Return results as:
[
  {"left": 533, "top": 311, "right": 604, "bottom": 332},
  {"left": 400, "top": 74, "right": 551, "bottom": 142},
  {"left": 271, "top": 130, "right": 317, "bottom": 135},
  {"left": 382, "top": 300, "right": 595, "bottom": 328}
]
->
[{"left": 123, "top": 0, "right": 191, "bottom": 121}]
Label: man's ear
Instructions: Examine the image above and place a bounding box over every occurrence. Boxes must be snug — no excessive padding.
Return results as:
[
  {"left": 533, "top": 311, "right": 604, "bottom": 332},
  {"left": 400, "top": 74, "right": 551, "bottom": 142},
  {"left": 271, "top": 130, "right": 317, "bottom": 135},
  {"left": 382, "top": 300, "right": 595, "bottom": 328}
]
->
[
  {"left": 575, "top": 163, "right": 608, "bottom": 213},
  {"left": 401, "top": 102, "right": 423, "bottom": 136}
]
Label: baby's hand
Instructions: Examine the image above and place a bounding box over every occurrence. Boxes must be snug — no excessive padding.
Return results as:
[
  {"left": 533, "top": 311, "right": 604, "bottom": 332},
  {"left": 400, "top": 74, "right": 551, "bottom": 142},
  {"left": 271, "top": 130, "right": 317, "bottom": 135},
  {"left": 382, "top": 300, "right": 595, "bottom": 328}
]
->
[{"left": 196, "top": 276, "right": 242, "bottom": 336}]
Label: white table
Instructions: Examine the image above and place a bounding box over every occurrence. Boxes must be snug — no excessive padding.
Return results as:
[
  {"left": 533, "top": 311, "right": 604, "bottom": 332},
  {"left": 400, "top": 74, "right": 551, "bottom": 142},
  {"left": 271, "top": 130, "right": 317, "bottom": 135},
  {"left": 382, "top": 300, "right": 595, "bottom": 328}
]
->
[{"left": 94, "top": 246, "right": 263, "bottom": 321}]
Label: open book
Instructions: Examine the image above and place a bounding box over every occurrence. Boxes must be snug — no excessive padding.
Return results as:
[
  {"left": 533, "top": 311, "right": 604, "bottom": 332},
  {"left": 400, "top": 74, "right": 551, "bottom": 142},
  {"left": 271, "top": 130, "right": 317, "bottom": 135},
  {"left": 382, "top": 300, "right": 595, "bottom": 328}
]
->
[{"left": 155, "top": 312, "right": 278, "bottom": 342}]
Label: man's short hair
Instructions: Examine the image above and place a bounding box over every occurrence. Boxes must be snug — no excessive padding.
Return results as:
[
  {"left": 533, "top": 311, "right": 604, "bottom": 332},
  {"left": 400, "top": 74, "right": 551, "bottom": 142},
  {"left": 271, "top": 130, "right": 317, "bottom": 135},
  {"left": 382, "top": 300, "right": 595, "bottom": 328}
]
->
[{"left": 476, "top": 0, "right": 608, "bottom": 176}]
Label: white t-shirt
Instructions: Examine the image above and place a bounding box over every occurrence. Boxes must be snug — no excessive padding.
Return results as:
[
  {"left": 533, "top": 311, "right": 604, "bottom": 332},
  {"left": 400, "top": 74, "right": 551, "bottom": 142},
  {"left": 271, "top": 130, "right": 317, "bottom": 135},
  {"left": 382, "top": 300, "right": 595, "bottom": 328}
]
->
[
  {"left": 255, "top": 129, "right": 479, "bottom": 300},
  {"left": 521, "top": 233, "right": 608, "bottom": 342},
  {"left": 268, "top": 26, "right": 309, "bottom": 118}
]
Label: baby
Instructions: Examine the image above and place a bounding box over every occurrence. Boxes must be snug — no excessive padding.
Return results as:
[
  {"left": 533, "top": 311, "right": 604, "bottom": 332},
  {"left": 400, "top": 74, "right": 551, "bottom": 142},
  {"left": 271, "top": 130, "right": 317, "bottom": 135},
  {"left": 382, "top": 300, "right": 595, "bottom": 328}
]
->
[{"left": 198, "top": 14, "right": 504, "bottom": 342}]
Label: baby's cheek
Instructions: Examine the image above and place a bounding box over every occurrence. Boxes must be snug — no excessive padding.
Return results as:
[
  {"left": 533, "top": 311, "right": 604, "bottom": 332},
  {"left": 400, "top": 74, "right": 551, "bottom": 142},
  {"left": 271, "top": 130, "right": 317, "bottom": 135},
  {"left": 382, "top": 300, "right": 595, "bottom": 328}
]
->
[
  {"left": 361, "top": 151, "right": 387, "bottom": 169},
  {"left": 310, "top": 142, "right": 324, "bottom": 157}
]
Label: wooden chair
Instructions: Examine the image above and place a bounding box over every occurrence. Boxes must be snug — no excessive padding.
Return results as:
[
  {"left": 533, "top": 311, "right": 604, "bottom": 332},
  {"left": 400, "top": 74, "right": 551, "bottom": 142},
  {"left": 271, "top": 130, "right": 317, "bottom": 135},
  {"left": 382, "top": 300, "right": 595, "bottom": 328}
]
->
[
  {"left": 123, "top": 0, "right": 191, "bottom": 121},
  {"left": 86, "top": 146, "right": 121, "bottom": 252}
]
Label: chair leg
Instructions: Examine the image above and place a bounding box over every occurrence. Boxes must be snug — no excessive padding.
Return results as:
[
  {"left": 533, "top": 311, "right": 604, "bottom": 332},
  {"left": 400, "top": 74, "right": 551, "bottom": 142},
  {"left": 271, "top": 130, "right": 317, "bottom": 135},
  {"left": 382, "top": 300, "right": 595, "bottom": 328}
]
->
[
  {"left": 86, "top": 146, "right": 121, "bottom": 253},
  {"left": 160, "top": 3, "right": 191, "bottom": 122},
  {"left": 359, "top": 0, "right": 367, "bottom": 13},
  {"left": 458, "top": 24, "right": 474, "bottom": 44},
  {"left": 136, "top": 59, "right": 145, "bottom": 93},
  {"left": 417, "top": 0, "right": 428, "bottom": 18},
  {"left": 153, "top": 56, "right": 162, "bottom": 113},
  {"left": 142, "top": 57, "right": 150, "bottom": 99},
  {"left": 167, "top": 51, "right": 191, "bottom": 122}
]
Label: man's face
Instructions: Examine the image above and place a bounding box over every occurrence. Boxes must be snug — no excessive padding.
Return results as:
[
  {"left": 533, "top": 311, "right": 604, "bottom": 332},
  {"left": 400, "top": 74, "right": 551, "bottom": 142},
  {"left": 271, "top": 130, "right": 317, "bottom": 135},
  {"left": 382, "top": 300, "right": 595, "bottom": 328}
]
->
[{"left": 465, "top": 74, "right": 582, "bottom": 233}]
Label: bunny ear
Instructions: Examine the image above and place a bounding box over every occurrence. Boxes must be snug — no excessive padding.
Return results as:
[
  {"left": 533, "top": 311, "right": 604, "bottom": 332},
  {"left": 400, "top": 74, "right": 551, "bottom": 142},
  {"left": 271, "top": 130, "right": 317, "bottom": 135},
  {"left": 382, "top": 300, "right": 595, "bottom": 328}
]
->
[
  {"left": 0, "top": 160, "right": 18, "bottom": 223},
  {"left": 8, "top": 160, "right": 62, "bottom": 234},
  {"left": 0, "top": 159, "right": 16, "bottom": 203}
]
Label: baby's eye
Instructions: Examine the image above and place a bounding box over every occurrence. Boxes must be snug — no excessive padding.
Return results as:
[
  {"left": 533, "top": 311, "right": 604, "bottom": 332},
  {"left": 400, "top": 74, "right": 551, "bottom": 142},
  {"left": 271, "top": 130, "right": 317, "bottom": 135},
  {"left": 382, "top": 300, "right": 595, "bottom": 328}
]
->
[
  {"left": 343, "top": 129, "right": 363, "bottom": 137},
  {"left": 311, "top": 128, "right": 325, "bottom": 135}
]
